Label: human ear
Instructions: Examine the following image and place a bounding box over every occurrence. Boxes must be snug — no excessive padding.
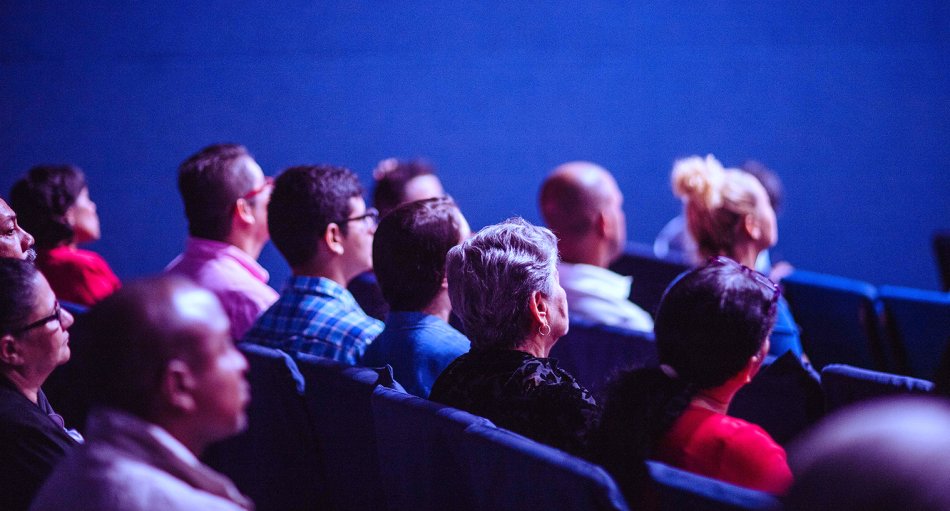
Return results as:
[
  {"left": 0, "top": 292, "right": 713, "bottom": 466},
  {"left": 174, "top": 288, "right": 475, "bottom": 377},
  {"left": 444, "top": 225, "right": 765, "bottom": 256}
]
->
[
  {"left": 63, "top": 204, "right": 78, "bottom": 228},
  {"left": 529, "top": 290, "right": 549, "bottom": 325},
  {"left": 325, "top": 223, "right": 345, "bottom": 255},
  {"left": 743, "top": 213, "right": 762, "bottom": 241},
  {"left": 0, "top": 334, "right": 22, "bottom": 365},
  {"left": 233, "top": 198, "right": 256, "bottom": 226},
  {"left": 161, "top": 359, "right": 198, "bottom": 413}
]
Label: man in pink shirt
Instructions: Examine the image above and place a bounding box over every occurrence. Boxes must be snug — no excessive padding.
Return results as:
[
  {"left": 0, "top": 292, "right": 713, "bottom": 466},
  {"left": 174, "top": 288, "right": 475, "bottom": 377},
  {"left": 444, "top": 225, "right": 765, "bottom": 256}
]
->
[{"left": 165, "top": 144, "right": 278, "bottom": 339}]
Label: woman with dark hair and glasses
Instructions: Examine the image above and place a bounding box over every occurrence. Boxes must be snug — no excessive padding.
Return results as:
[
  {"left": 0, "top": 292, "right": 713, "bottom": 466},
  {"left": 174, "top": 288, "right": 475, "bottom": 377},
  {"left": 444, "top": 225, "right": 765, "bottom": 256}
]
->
[
  {"left": 670, "top": 154, "right": 803, "bottom": 359},
  {"left": 10, "top": 164, "right": 120, "bottom": 306},
  {"left": 0, "top": 258, "right": 82, "bottom": 511},
  {"left": 591, "top": 257, "right": 792, "bottom": 500}
]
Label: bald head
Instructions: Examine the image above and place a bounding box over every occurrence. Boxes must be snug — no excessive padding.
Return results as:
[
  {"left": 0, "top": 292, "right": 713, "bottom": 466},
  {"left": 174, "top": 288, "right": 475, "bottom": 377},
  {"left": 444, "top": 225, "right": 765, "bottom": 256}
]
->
[
  {"left": 81, "top": 275, "right": 230, "bottom": 418},
  {"left": 539, "top": 162, "right": 626, "bottom": 266}
]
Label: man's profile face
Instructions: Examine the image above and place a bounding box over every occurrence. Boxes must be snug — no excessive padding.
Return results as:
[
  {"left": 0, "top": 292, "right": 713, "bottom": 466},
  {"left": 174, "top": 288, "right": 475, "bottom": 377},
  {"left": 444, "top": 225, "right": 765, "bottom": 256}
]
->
[
  {"left": 174, "top": 287, "right": 250, "bottom": 440},
  {"left": 240, "top": 157, "right": 272, "bottom": 245},
  {"left": 602, "top": 174, "right": 627, "bottom": 260},
  {"left": 340, "top": 196, "right": 376, "bottom": 281},
  {"left": 0, "top": 199, "right": 37, "bottom": 261}
]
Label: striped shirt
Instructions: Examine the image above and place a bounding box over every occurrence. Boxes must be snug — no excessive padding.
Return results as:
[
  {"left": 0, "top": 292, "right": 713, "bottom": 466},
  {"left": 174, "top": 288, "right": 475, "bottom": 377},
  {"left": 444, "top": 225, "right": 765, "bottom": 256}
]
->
[{"left": 242, "top": 275, "right": 383, "bottom": 365}]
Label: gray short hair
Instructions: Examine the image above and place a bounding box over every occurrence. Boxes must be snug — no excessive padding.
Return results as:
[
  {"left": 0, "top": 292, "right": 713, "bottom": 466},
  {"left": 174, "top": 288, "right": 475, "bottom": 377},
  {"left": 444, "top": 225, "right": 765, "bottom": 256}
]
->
[{"left": 446, "top": 217, "right": 559, "bottom": 350}]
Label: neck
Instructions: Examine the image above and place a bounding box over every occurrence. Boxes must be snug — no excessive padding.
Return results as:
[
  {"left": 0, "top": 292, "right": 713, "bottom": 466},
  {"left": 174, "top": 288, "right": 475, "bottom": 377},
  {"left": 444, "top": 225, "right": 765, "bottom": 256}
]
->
[
  {"left": 420, "top": 291, "right": 452, "bottom": 323},
  {"left": 1, "top": 369, "right": 40, "bottom": 404},
  {"left": 292, "top": 259, "right": 349, "bottom": 287},
  {"left": 690, "top": 380, "right": 743, "bottom": 415},
  {"left": 518, "top": 333, "right": 553, "bottom": 358},
  {"left": 224, "top": 232, "right": 263, "bottom": 260},
  {"left": 559, "top": 237, "right": 612, "bottom": 268},
  {"left": 728, "top": 243, "right": 760, "bottom": 270}
]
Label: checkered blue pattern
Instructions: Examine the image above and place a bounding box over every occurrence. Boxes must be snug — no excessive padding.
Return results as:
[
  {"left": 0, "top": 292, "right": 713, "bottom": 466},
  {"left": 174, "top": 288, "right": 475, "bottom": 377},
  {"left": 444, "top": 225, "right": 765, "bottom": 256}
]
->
[{"left": 242, "top": 275, "right": 384, "bottom": 365}]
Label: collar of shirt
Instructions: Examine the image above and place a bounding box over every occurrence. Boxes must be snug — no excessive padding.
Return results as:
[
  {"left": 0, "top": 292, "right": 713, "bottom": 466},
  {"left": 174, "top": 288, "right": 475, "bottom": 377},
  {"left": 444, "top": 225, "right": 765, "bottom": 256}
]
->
[
  {"left": 557, "top": 262, "right": 633, "bottom": 301},
  {"left": 284, "top": 275, "right": 359, "bottom": 309},
  {"left": 182, "top": 237, "right": 270, "bottom": 284}
]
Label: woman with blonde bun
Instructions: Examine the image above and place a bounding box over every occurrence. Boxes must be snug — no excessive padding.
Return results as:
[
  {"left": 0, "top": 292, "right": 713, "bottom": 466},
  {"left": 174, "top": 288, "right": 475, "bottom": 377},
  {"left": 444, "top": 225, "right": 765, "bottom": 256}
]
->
[{"left": 671, "top": 154, "right": 803, "bottom": 359}]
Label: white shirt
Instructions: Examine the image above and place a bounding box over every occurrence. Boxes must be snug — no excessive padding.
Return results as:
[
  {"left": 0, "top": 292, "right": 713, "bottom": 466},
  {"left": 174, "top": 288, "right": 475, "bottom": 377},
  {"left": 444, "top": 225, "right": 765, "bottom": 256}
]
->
[{"left": 558, "top": 262, "right": 654, "bottom": 332}]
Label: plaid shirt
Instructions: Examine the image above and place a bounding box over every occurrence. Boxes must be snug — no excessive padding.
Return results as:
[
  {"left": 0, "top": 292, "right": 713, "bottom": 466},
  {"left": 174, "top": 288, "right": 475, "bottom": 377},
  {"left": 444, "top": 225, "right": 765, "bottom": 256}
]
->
[{"left": 242, "top": 275, "right": 383, "bottom": 365}]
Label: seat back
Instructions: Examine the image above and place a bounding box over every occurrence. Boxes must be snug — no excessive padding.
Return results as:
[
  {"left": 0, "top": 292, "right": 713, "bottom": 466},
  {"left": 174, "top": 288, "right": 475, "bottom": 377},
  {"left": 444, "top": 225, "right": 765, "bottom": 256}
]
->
[
  {"left": 878, "top": 285, "right": 950, "bottom": 380},
  {"left": 550, "top": 319, "right": 658, "bottom": 397},
  {"left": 371, "top": 386, "right": 492, "bottom": 511},
  {"left": 646, "top": 461, "right": 780, "bottom": 511},
  {"left": 821, "top": 363, "right": 934, "bottom": 413},
  {"left": 731, "top": 351, "right": 824, "bottom": 445},
  {"left": 202, "top": 344, "right": 326, "bottom": 511},
  {"left": 779, "top": 269, "right": 884, "bottom": 371},
  {"left": 934, "top": 230, "right": 950, "bottom": 292},
  {"left": 457, "top": 423, "right": 630, "bottom": 510},
  {"left": 297, "top": 355, "right": 396, "bottom": 510},
  {"left": 609, "top": 242, "right": 691, "bottom": 316}
]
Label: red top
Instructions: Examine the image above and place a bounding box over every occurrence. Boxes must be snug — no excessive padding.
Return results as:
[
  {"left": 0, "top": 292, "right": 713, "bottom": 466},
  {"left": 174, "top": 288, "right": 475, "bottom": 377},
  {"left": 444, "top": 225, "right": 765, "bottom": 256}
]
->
[
  {"left": 37, "top": 246, "right": 121, "bottom": 306},
  {"left": 654, "top": 405, "right": 792, "bottom": 494}
]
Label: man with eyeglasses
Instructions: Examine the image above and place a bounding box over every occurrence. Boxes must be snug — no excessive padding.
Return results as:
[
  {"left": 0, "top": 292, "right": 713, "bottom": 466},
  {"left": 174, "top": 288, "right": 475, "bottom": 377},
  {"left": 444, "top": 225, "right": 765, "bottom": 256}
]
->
[
  {"left": 243, "top": 165, "right": 383, "bottom": 365},
  {"left": 165, "top": 144, "right": 279, "bottom": 340}
]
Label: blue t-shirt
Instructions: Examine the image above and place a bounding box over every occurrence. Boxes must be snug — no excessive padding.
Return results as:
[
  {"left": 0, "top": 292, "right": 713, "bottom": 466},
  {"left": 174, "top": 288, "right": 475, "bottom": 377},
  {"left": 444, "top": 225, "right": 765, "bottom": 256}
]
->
[
  {"left": 770, "top": 296, "right": 803, "bottom": 358},
  {"left": 361, "top": 311, "right": 470, "bottom": 398}
]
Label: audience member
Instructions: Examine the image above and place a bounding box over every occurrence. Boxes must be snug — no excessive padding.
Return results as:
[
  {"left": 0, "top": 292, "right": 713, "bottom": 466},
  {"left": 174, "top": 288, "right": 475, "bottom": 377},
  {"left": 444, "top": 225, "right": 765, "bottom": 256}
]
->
[
  {"left": 10, "top": 165, "right": 120, "bottom": 306},
  {"left": 165, "top": 143, "right": 278, "bottom": 340},
  {"left": 592, "top": 257, "right": 791, "bottom": 499},
  {"left": 30, "top": 276, "right": 252, "bottom": 511},
  {"left": 0, "top": 197, "right": 37, "bottom": 261},
  {"left": 669, "top": 154, "right": 803, "bottom": 359},
  {"left": 656, "top": 159, "right": 793, "bottom": 280},
  {"left": 785, "top": 397, "right": 950, "bottom": 511},
  {"left": 0, "top": 259, "right": 80, "bottom": 511},
  {"left": 539, "top": 161, "right": 653, "bottom": 332},
  {"left": 351, "top": 158, "right": 446, "bottom": 320},
  {"left": 372, "top": 157, "right": 445, "bottom": 218},
  {"left": 361, "top": 197, "right": 471, "bottom": 398},
  {"left": 429, "top": 217, "right": 599, "bottom": 455},
  {"left": 243, "top": 165, "right": 383, "bottom": 364}
]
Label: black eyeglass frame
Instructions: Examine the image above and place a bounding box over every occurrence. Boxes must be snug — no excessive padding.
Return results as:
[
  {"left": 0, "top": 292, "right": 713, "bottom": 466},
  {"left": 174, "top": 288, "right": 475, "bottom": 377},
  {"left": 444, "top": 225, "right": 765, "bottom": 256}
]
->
[
  {"left": 9, "top": 301, "right": 63, "bottom": 335},
  {"left": 705, "top": 255, "right": 782, "bottom": 312},
  {"left": 335, "top": 207, "right": 380, "bottom": 227}
]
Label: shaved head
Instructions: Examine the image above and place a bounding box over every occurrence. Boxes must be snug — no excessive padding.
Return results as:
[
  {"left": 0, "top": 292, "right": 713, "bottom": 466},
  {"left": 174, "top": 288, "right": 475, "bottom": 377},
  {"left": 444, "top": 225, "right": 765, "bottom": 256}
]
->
[
  {"left": 539, "top": 162, "right": 616, "bottom": 236},
  {"left": 539, "top": 161, "right": 627, "bottom": 265},
  {"left": 81, "top": 276, "right": 229, "bottom": 416}
]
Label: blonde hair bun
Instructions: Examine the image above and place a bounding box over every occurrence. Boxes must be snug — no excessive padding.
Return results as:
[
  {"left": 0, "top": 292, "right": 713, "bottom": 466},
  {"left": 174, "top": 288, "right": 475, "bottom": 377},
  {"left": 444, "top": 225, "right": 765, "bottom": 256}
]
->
[{"left": 672, "top": 154, "right": 726, "bottom": 209}]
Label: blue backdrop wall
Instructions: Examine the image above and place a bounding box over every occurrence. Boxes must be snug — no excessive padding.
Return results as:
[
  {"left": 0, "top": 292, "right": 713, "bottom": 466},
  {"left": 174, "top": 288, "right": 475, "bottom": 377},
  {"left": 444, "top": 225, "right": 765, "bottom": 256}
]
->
[{"left": 2, "top": 2, "right": 948, "bottom": 290}]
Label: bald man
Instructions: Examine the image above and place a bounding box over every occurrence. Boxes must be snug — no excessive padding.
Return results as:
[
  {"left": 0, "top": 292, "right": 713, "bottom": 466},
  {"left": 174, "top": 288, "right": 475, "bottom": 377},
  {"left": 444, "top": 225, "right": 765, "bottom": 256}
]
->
[
  {"left": 0, "top": 198, "right": 37, "bottom": 261},
  {"left": 31, "top": 276, "right": 252, "bottom": 511},
  {"left": 539, "top": 162, "right": 653, "bottom": 332}
]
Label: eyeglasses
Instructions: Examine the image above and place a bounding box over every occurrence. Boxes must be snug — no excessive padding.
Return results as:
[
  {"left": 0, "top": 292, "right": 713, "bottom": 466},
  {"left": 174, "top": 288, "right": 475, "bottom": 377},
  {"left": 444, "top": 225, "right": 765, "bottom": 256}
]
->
[
  {"left": 11, "top": 301, "right": 63, "bottom": 335},
  {"left": 240, "top": 176, "right": 275, "bottom": 202},
  {"left": 336, "top": 207, "right": 379, "bottom": 227}
]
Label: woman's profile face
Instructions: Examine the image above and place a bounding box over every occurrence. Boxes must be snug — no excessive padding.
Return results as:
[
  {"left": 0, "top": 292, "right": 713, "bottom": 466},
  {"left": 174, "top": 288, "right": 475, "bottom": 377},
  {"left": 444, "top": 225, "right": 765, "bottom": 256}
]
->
[
  {"left": 544, "top": 268, "right": 570, "bottom": 341},
  {"left": 70, "top": 187, "right": 101, "bottom": 244},
  {"left": 13, "top": 273, "right": 74, "bottom": 378},
  {"left": 750, "top": 180, "right": 778, "bottom": 250}
]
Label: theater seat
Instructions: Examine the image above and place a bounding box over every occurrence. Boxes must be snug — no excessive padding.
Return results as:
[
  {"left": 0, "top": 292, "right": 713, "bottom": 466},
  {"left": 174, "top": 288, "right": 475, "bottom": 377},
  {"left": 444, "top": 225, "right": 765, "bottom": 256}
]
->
[
  {"left": 879, "top": 285, "right": 950, "bottom": 380},
  {"left": 779, "top": 269, "right": 884, "bottom": 371},
  {"left": 821, "top": 363, "right": 934, "bottom": 413},
  {"left": 609, "top": 242, "right": 691, "bottom": 316},
  {"left": 202, "top": 344, "right": 326, "bottom": 511},
  {"left": 297, "top": 355, "right": 399, "bottom": 510},
  {"left": 371, "top": 386, "right": 492, "bottom": 510},
  {"left": 646, "top": 461, "right": 780, "bottom": 511},
  {"left": 550, "top": 319, "right": 658, "bottom": 397},
  {"left": 731, "top": 351, "right": 824, "bottom": 445},
  {"left": 459, "top": 423, "right": 630, "bottom": 510}
]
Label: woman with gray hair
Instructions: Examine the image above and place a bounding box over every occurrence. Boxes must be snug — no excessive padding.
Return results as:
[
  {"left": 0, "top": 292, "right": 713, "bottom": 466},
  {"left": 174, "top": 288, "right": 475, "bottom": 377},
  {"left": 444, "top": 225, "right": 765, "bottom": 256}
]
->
[{"left": 429, "top": 217, "right": 599, "bottom": 455}]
